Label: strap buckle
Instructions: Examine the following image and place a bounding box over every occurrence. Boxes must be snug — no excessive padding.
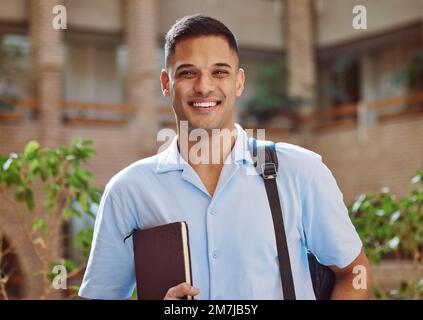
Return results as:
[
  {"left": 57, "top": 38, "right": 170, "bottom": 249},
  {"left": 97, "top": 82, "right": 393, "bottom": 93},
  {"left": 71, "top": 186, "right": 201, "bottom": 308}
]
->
[{"left": 261, "top": 162, "right": 277, "bottom": 180}]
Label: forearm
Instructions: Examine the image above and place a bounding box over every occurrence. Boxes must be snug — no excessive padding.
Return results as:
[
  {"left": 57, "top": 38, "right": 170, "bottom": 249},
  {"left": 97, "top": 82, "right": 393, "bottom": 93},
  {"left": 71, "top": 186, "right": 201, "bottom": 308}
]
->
[{"left": 330, "top": 272, "right": 370, "bottom": 300}]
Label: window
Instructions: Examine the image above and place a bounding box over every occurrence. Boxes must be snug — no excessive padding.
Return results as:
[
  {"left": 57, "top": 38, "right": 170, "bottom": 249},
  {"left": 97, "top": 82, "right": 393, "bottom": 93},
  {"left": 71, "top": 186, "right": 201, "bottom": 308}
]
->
[
  {"left": 62, "top": 32, "right": 129, "bottom": 124},
  {"left": 0, "top": 34, "right": 31, "bottom": 116}
]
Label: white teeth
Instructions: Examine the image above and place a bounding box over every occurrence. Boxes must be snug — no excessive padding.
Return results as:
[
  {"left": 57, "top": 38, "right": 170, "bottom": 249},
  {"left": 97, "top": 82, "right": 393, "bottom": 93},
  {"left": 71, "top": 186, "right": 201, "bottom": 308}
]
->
[{"left": 192, "top": 101, "right": 217, "bottom": 108}]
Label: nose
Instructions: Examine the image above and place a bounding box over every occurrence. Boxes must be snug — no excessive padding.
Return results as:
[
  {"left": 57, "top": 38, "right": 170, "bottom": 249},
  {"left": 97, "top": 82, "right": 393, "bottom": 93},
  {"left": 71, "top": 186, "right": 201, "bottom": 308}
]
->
[{"left": 193, "top": 73, "right": 215, "bottom": 96}]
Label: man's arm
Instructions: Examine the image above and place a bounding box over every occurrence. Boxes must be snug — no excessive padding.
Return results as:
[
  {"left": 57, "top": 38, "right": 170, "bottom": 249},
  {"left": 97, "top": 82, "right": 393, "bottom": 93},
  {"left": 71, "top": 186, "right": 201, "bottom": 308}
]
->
[
  {"left": 78, "top": 182, "right": 138, "bottom": 299},
  {"left": 329, "top": 248, "right": 372, "bottom": 299}
]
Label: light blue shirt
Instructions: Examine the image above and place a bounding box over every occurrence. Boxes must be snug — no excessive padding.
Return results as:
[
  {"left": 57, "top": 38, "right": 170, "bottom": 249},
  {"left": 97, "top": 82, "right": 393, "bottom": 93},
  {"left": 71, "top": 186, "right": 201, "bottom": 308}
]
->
[{"left": 79, "top": 123, "right": 362, "bottom": 300}]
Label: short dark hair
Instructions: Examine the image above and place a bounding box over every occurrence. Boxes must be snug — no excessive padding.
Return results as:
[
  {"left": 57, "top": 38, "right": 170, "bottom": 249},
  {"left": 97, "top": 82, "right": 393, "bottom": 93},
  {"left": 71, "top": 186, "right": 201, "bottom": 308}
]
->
[{"left": 164, "top": 14, "right": 239, "bottom": 67}]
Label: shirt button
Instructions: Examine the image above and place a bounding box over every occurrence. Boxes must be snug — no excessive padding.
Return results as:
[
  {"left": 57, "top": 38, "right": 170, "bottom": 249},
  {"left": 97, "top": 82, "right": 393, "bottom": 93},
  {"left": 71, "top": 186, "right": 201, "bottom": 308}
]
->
[
  {"left": 212, "top": 250, "right": 219, "bottom": 259},
  {"left": 210, "top": 210, "right": 216, "bottom": 215}
]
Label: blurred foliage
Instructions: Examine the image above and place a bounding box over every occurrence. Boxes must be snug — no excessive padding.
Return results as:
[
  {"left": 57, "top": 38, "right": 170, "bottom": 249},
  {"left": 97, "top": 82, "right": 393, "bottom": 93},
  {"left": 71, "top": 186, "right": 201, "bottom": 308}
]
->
[
  {"left": 394, "top": 50, "right": 423, "bottom": 91},
  {"left": 325, "top": 53, "right": 360, "bottom": 106},
  {"left": 0, "top": 38, "right": 28, "bottom": 79},
  {"left": 0, "top": 37, "right": 29, "bottom": 111},
  {"left": 349, "top": 170, "right": 423, "bottom": 299},
  {"left": 372, "top": 279, "right": 423, "bottom": 300},
  {"left": 349, "top": 170, "right": 423, "bottom": 264},
  {"left": 244, "top": 61, "right": 306, "bottom": 122},
  {"left": 0, "top": 139, "right": 100, "bottom": 299}
]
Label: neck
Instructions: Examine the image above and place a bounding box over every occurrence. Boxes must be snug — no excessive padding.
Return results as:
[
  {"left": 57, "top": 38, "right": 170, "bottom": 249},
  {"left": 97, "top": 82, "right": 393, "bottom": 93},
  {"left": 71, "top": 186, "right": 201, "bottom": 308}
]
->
[{"left": 177, "top": 122, "right": 237, "bottom": 167}]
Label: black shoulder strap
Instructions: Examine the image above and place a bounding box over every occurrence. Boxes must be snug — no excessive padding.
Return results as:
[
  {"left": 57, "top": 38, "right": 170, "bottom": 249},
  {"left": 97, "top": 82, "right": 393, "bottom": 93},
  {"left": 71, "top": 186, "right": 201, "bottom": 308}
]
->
[{"left": 248, "top": 138, "right": 296, "bottom": 300}]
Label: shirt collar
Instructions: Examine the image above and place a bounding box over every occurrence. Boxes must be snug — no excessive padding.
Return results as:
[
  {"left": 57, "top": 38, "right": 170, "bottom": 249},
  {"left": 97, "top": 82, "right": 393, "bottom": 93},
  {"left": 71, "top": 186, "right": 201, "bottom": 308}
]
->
[
  {"left": 232, "top": 123, "right": 254, "bottom": 165},
  {"left": 156, "top": 123, "right": 254, "bottom": 174}
]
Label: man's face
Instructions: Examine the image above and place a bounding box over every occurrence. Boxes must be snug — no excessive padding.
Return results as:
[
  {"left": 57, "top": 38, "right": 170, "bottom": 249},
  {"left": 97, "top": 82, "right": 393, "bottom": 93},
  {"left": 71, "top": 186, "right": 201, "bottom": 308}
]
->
[{"left": 161, "top": 35, "right": 245, "bottom": 131}]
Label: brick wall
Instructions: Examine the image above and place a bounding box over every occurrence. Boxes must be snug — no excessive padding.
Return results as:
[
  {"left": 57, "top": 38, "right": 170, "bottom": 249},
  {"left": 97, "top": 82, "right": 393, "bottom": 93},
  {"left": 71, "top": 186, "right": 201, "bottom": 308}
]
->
[
  {"left": 266, "top": 115, "right": 423, "bottom": 205},
  {"left": 309, "top": 116, "right": 423, "bottom": 204}
]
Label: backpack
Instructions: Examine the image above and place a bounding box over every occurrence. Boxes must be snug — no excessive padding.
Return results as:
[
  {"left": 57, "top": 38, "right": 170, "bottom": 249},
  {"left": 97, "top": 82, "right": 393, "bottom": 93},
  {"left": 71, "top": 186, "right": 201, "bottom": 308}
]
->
[{"left": 248, "top": 138, "right": 335, "bottom": 300}]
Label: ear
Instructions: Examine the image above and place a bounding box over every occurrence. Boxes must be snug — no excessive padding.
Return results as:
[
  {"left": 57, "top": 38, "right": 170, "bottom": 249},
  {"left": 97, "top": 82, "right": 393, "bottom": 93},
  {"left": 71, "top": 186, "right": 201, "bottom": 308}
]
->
[
  {"left": 235, "top": 68, "right": 245, "bottom": 97},
  {"left": 161, "top": 69, "right": 170, "bottom": 96}
]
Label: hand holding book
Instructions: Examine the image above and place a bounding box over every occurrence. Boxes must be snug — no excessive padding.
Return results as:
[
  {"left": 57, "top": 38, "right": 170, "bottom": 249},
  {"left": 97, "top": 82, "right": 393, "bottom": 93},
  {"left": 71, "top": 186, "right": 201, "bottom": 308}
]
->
[
  {"left": 164, "top": 282, "right": 200, "bottom": 300},
  {"left": 132, "top": 221, "right": 196, "bottom": 300}
]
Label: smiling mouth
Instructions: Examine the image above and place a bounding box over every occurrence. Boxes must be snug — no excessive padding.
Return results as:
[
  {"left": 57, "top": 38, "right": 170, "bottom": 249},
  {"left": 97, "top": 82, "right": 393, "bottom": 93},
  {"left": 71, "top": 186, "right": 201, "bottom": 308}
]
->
[{"left": 188, "top": 101, "right": 222, "bottom": 108}]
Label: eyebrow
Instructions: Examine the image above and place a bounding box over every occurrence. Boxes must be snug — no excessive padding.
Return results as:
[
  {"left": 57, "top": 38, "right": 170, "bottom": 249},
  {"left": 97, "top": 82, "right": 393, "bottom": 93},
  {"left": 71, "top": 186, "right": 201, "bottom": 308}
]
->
[
  {"left": 175, "top": 64, "right": 195, "bottom": 73},
  {"left": 214, "top": 63, "right": 232, "bottom": 69},
  {"left": 175, "top": 62, "right": 233, "bottom": 73}
]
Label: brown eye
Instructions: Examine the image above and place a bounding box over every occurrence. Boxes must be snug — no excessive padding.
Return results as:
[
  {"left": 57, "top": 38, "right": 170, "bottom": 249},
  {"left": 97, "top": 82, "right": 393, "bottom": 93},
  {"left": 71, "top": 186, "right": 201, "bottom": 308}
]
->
[
  {"left": 214, "top": 70, "right": 229, "bottom": 77},
  {"left": 179, "top": 71, "right": 196, "bottom": 78}
]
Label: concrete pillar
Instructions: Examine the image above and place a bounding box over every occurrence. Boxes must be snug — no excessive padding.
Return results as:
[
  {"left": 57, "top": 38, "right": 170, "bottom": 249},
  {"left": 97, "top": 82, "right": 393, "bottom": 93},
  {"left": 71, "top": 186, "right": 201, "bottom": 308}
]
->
[
  {"left": 30, "top": 0, "right": 63, "bottom": 147},
  {"left": 29, "top": 0, "right": 64, "bottom": 299},
  {"left": 284, "top": 0, "right": 316, "bottom": 117},
  {"left": 126, "top": 0, "right": 160, "bottom": 157}
]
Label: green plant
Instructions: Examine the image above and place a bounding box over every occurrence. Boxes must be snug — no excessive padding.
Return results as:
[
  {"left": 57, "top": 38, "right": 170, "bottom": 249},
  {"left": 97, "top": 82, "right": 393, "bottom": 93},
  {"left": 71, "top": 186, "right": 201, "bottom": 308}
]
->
[
  {"left": 0, "top": 139, "right": 101, "bottom": 299},
  {"left": 349, "top": 191, "right": 400, "bottom": 264},
  {"left": 349, "top": 170, "right": 423, "bottom": 299},
  {"left": 244, "top": 61, "right": 305, "bottom": 122},
  {"left": 349, "top": 171, "right": 423, "bottom": 264},
  {"left": 372, "top": 279, "right": 423, "bottom": 300},
  {"left": 0, "top": 36, "right": 29, "bottom": 111},
  {"left": 325, "top": 53, "right": 360, "bottom": 106},
  {"left": 394, "top": 50, "right": 423, "bottom": 91}
]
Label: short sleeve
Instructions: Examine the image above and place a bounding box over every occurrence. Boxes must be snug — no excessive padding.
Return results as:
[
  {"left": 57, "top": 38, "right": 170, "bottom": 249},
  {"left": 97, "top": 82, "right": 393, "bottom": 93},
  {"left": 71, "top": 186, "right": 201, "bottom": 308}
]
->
[
  {"left": 301, "top": 157, "right": 362, "bottom": 269},
  {"left": 78, "top": 183, "right": 137, "bottom": 299}
]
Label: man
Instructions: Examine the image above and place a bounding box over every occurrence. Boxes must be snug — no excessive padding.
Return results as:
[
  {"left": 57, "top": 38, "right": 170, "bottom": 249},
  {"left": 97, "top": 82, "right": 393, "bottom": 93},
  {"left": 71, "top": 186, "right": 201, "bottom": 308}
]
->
[{"left": 79, "top": 14, "right": 371, "bottom": 300}]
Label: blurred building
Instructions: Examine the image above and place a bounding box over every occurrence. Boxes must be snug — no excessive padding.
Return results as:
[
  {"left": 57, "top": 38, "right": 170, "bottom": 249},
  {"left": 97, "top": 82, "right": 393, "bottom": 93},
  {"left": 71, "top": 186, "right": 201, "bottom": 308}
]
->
[{"left": 0, "top": 0, "right": 422, "bottom": 298}]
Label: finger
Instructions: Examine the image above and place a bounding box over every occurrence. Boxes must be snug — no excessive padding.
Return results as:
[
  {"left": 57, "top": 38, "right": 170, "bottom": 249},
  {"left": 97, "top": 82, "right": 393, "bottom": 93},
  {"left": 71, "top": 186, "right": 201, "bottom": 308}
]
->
[
  {"left": 165, "top": 282, "right": 200, "bottom": 299},
  {"left": 167, "top": 282, "right": 198, "bottom": 298}
]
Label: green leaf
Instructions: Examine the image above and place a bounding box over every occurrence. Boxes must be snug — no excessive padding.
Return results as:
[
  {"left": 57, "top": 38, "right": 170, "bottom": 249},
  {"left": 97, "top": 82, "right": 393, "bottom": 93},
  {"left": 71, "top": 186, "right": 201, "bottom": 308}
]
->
[
  {"left": 2, "top": 157, "right": 14, "bottom": 171},
  {"left": 45, "top": 185, "right": 61, "bottom": 213},
  {"left": 25, "top": 188, "right": 35, "bottom": 211},
  {"left": 24, "top": 140, "right": 40, "bottom": 157},
  {"left": 89, "top": 189, "right": 101, "bottom": 204},
  {"left": 62, "top": 259, "right": 77, "bottom": 272},
  {"left": 62, "top": 206, "right": 82, "bottom": 221},
  {"left": 73, "top": 228, "right": 94, "bottom": 257},
  {"left": 62, "top": 207, "right": 73, "bottom": 221},
  {"left": 29, "top": 158, "right": 40, "bottom": 174},
  {"left": 68, "top": 285, "right": 80, "bottom": 292},
  {"left": 82, "top": 140, "right": 93, "bottom": 146},
  {"left": 411, "top": 171, "right": 423, "bottom": 184},
  {"left": 68, "top": 173, "right": 88, "bottom": 190},
  {"left": 32, "top": 218, "right": 47, "bottom": 235},
  {"left": 76, "top": 168, "right": 93, "bottom": 180},
  {"left": 46, "top": 153, "right": 60, "bottom": 177},
  {"left": 15, "top": 185, "right": 25, "bottom": 201},
  {"left": 78, "top": 193, "right": 89, "bottom": 212},
  {"left": 55, "top": 146, "right": 69, "bottom": 157},
  {"left": 71, "top": 138, "right": 80, "bottom": 148}
]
